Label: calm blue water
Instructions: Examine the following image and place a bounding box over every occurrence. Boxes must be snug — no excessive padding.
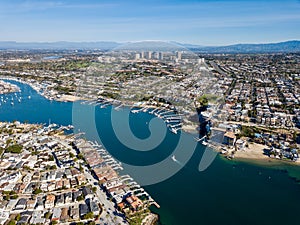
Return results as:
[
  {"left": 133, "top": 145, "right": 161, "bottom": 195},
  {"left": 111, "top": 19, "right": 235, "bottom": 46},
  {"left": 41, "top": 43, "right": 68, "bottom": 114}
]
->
[
  {"left": 1, "top": 80, "right": 300, "bottom": 225},
  {"left": 0, "top": 79, "right": 72, "bottom": 125}
]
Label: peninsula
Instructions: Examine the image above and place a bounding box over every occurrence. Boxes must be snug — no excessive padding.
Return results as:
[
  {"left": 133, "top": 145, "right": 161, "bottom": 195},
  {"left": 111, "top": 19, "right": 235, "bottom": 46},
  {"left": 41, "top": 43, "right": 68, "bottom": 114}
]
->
[
  {"left": 0, "top": 121, "right": 158, "bottom": 225},
  {"left": 0, "top": 46, "right": 300, "bottom": 166}
]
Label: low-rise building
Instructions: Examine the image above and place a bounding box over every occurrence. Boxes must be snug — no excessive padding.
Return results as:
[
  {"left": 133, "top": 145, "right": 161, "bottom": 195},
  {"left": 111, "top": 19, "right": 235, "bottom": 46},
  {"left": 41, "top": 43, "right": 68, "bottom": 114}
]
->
[
  {"left": 79, "top": 203, "right": 89, "bottom": 217},
  {"left": 82, "top": 186, "right": 93, "bottom": 199},
  {"left": 70, "top": 206, "right": 80, "bottom": 220},
  {"left": 223, "top": 131, "right": 236, "bottom": 146},
  {"left": 15, "top": 198, "right": 27, "bottom": 210},
  {"left": 45, "top": 194, "right": 55, "bottom": 209},
  {"left": 60, "top": 207, "right": 69, "bottom": 222},
  {"left": 52, "top": 207, "right": 62, "bottom": 222}
]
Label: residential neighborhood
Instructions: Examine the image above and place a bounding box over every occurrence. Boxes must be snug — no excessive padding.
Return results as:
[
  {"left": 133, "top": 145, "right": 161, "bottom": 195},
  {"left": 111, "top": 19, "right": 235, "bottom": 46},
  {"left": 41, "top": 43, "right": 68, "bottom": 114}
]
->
[{"left": 0, "top": 121, "right": 158, "bottom": 225}]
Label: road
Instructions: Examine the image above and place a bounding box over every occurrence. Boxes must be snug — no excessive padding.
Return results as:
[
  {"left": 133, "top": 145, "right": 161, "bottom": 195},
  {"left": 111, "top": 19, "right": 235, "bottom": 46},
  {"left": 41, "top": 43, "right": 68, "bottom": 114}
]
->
[{"left": 83, "top": 168, "right": 128, "bottom": 225}]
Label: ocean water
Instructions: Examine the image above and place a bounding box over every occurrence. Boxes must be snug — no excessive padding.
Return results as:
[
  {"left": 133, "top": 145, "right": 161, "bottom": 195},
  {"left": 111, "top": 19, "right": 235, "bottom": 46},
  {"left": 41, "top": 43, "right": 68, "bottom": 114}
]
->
[{"left": 1, "top": 79, "right": 300, "bottom": 225}]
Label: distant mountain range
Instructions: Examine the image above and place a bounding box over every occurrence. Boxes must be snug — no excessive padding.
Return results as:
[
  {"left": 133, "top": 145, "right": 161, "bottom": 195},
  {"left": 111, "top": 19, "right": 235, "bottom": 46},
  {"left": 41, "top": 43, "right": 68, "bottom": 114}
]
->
[
  {"left": 0, "top": 41, "right": 120, "bottom": 51},
  {"left": 0, "top": 40, "right": 300, "bottom": 53},
  {"left": 189, "top": 40, "right": 300, "bottom": 53}
]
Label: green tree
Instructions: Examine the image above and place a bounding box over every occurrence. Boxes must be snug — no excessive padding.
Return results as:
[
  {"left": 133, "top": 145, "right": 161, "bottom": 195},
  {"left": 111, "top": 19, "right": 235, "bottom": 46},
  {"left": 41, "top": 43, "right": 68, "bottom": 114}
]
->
[
  {"left": 84, "top": 212, "right": 94, "bottom": 219},
  {"left": 44, "top": 212, "right": 51, "bottom": 219},
  {"left": 6, "top": 144, "right": 22, "bottom": 153},
  {"left": 76, "top": 195, "right": 84, "bottom": 201},
  {"left": 15, "top": 214, "right": 21, "bottom": 221},
  {"left": 33, "top": 188, "right": 43, "bottom": 195},
  {"left": 78, "top": 153, "right": 84, "bottom": 160},
  {"left": 76, "top": 222, "right": 84, "bottom": 225},
  {"left": 8, "top": 220, "right": 16, "bottom": 225},
  {"left": 197, "top": 95, "right": 208, "bottom": 107},
  {"left": 79, "top": 165, "right": 83, "bottom": 172},
  {"left": 11, "top": 194, "right": 18, "bottom": 199},
  {"left": 50, "top": 165, "right": 57, "bottom": 170}
]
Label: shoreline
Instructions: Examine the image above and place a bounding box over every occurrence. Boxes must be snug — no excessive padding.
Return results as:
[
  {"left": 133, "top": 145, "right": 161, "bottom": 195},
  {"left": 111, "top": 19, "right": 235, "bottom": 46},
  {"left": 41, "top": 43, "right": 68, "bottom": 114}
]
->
[
  {"left": 1, "top": 76, "right": 83, "bottom": 102},
  {"left": 0, "top": 79, "right": 20, "bottom": 94},
  {"left": 3, "top": 76, "right": 300, "bottom": 169},
  {"left": 218, "top": 142, "right": 300, "bottom": 167}
]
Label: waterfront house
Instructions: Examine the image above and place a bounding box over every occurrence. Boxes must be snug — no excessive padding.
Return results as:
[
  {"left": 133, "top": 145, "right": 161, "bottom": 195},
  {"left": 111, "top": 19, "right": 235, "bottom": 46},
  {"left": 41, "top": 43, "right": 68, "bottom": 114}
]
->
[
  {"left": 125, "top": 195, "right": 143, "bottom": 212},
  {"left": 235, "top": 139, "right": 247, "bottom": 150},
  {"left": 223, "top": 131, "right": 236, "bottom": 146},
  {"left": 103, "top": 178, "right": 123, "bottom": 190}
]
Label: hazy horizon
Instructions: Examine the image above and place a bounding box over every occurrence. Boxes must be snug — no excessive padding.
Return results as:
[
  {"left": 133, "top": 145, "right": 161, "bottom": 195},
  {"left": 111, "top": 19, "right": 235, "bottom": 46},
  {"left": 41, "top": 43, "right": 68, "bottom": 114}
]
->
[
  {"left": 0, "top": 0, "right": 299, "bottom": 45},
  {"left": 0, "top": 39, "right": 299, "bottom": 47}
]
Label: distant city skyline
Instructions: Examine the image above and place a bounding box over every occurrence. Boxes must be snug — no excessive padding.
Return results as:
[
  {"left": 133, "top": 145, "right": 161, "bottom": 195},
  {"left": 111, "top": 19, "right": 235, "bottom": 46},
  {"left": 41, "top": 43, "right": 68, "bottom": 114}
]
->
[{"left": 0, "top": 0, "right": 300, "bottom": 45}]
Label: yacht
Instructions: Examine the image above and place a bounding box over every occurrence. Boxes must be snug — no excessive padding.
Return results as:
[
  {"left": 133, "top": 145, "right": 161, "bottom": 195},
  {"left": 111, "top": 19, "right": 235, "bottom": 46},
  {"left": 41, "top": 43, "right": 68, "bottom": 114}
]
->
[
  {"left": 171, "top": 128, "right": 177, "bottom": 134},
  {"left": 202, "top": 141, "right": 208, "bottom": 146}
]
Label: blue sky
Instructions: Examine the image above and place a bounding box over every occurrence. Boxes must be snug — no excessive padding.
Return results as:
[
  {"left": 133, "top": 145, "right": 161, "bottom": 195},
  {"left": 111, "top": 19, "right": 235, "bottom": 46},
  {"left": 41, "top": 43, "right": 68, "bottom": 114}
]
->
[{"left": 0, "top": 0, "right": 300, "bottom": 45}]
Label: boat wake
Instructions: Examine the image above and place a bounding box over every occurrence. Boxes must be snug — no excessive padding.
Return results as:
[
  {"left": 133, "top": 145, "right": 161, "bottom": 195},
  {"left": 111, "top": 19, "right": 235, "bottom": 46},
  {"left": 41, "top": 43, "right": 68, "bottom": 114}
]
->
[{"left": 171, "top": 155, "right": 183, "bottom": 166}]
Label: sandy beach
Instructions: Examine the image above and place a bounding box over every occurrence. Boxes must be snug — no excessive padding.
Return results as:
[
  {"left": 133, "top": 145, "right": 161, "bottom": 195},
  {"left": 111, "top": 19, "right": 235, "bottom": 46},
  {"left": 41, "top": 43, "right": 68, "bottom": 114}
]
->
[
  {"left": 57, "top": 94, "right": 82, "bottom": 102},
  {"left": 233, "top": 142, "right": 300, "bottom": 165},
  {"left": 182, "top": 124, "right": 198, "bottom": 133},
  {"left": 234, "top": 143, "right": 269, "bottom": 160}
]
